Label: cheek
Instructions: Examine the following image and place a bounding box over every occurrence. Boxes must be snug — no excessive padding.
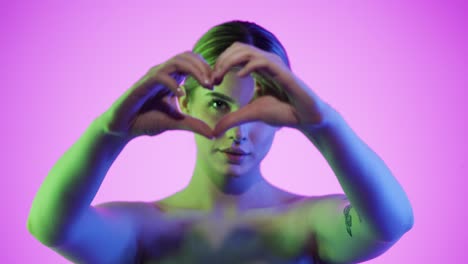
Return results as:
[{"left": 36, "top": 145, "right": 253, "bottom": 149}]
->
[
  {"left": 193, "top": 108, "right": 225, "bottom": 129},
  {"left": 194, "top": 133, "right": 211, "bottom": 150},
  {"left": 250, "top": 124, "right": 276, "bottom": 152}
]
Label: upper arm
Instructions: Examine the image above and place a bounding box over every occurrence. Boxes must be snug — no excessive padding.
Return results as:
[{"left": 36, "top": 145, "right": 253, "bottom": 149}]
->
[
  {"left": 309, "top": 194, "right": 398, "bottom": 264},
  {"left": 50, "top": 202, "right": 142, "bottom": 264}
]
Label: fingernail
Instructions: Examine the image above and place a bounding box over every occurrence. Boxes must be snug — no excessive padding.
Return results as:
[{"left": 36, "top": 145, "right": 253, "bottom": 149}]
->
[
  {"left": 203, "top": 81, "right": 213, "bottom": 90},
  {"left": 176, "top": 87, "right": 185, "bottom": 96}
]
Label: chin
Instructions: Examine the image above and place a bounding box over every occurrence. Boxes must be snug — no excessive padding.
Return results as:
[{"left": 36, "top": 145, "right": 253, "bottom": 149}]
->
[
  {"left": 223, "top": 163, "right": 256, "bottom": 178},
  {"left": 217, "top": 166, "right": 241, "bottom": 177}
]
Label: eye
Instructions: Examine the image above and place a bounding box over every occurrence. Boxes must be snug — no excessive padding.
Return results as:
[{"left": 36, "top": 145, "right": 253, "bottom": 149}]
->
[{"left": 209, "top": 99, "right": 230, "bottom": 112}]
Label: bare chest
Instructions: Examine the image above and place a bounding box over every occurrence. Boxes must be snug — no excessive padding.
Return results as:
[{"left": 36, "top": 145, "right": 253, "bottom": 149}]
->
[{"left": 137, "top": 210, "right": 317, "bottom": 264}]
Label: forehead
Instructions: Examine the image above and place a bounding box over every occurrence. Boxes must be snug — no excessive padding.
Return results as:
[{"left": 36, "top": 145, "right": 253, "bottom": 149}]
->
[{"left": 195, "top": 69, "right": 257, "bottom": 105}]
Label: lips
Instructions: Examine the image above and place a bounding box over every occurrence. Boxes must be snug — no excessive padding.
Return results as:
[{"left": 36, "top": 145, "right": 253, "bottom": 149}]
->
[
  {"left": 219, "top": 148, "right": 250, "bottom": 164},
  {"left": 219, "top": 147, "right": 250, "bottom": 155}
]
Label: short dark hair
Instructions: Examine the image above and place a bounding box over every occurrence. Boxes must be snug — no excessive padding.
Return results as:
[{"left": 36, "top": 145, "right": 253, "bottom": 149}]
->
[{"left": 183, "top": 20, "right": 291, "bottom": 103}]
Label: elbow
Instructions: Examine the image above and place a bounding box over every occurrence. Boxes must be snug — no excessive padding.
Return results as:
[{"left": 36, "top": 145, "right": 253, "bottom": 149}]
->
[
  {"left": 403, "top": 209, "right": 415, "bottom": 235},
  {"left": 400, "top": 204, "right": 415, "bottom": 235},
  {"left": 405, "top": 209, "right": 415, "bottom": 231},
  {"left": 27, "top": 215, "right": 64, "bottom": 247},
  {"left": 379, "top": 209, "right": 415, "bottom": 242},
  {"left": 395, "top": 215, "right": 414, "bottom": 241},
  {"left": 391, "top": 218, "right": 414, "bottom": 243},
  {"left": 27, "top": 216, "right": 50, "bottom": 246}
]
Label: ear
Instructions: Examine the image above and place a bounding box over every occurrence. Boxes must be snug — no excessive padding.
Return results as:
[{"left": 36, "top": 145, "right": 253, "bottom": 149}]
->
[{"left": 177, "top": 85, "right": 190, "bottom": 114}]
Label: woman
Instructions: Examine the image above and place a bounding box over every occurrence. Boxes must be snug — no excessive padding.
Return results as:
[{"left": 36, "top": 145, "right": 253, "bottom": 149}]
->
[{"left": 27, "top": 20, "right": 414, "bottom": 263}]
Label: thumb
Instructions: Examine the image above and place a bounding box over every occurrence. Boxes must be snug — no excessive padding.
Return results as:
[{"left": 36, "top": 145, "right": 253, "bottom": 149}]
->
[
  {"left": 165, "top": 115, "right": 214, "bottom": 139},
  {"left": 213, "top": 103, "right": 262, "bottom": 137}
]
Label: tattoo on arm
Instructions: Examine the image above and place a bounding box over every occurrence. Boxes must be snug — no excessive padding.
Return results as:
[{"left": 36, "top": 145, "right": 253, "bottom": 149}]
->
[
  {"left": 344, "top": 204, "right": 353, "bottom": 237},
  {"left": 343, "top": 204, "right": 362, "bottom": 237}
]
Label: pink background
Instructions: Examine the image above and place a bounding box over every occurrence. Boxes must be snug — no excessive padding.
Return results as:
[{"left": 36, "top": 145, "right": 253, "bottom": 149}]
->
[{"left": 3, "top": 0, "right": 466, "bottom": 263}]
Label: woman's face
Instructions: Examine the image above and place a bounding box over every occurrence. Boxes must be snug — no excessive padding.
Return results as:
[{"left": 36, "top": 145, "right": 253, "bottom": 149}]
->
[{"left": 181, "top": 70, "right": 278, "bottom": 177}]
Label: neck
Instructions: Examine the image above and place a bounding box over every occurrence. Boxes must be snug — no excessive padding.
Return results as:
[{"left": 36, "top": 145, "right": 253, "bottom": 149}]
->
[{"left": 179, "top": 158, "right": 276, "bottom": 213}]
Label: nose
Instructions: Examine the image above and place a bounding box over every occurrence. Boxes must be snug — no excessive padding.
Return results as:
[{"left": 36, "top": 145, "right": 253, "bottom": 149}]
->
[{"left": 228, "top": 125, "right": 247, "bottom": 144}]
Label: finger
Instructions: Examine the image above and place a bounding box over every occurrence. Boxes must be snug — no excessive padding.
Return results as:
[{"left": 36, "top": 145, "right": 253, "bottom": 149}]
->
[
  {"left": 213, "top": 103, "right": 263, "bottom": 137},
  {"left": 114, "top": 73, "right": 179, "bottom": 119},
  {"left": 215, "top": 52, "right": 251, "bottom": 85},
  {"left": 236, "top": 58, "right": 270, "bottom": 78},
  {"left": 156, "top": 96, "right": 214, "bottom": 138},
  {"left": 213, "top": 43, "right": 245, "bottom": 84},
  {"left": 164, "top": 56, "right": 209, "bottom": 91},
  {"left": 213, "top": 42, "right": 241, "bottom": 72},
  {"left": 141, "top": 95, "right": 184, "bottom": 120},
  {"left": 167, "top": 115, "right": 214, "bottom": 139},
  {"left": 182, "top": 52, "right": 213, "bottom": 89}
]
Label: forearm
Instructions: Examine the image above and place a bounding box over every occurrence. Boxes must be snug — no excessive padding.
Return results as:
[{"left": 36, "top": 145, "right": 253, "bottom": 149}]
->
[
  {"left": 27, "top": 115, "right": 130, "bottom": 245},
  {"left": 302, "top": 108, "right": 414, "bottom": 242}
]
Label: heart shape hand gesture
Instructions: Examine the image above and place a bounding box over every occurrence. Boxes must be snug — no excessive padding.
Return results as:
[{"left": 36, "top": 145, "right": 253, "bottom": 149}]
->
[
  {"left": 210, "top": 42, "right": 333, "bottom": 137},
  {"left": 98, "top": 43, "right": 333, "bottom": 142},
  {"left": 99, "top": 51, "right": 216, "bottom": 141}
]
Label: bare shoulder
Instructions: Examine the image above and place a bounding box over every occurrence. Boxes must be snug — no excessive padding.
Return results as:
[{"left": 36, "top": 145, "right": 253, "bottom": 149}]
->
[
  {"left": 94, "top": 200, "right": 173, "bottom": 261},
  {"left": 281, "top": 193, "right": 348, "bottom": 221},
  {"left": 290, "top": 193, "right": 346, "bottom": 205},
  {"left": 270, "top": 193, "right": 348, "bottom": 238},
  {"left": 93, "top": 201, "right": 169, "bottom": 235},
  {"left": 49, "top": 201, "right": 161, "bottom": 264},
  {"left": 95, "top": 200, "right": 162, "bottom": 216},
  {"left": 94, "top": 200, "right": 166, "bottom": 230},
  {"left": 257, "top": 193, "right": 347, "bottom": 261},
  {"left": 276, "top": 191, "right": 346, "bottom": 209}
]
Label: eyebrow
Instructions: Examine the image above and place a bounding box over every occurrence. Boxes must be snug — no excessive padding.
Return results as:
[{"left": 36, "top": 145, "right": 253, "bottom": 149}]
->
[{"left": 205, "top": 92, "right": 236, "bottom": 104}]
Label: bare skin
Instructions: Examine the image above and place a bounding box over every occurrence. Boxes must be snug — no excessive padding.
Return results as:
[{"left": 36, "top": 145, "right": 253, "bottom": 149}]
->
[
  {"left": 125, "top": 188, "right": 322, "bottom": 263},
  {"left": 28, "top": 44, "right": 412, "bottom": 264},
  {"left": 120, "top": 53, "right": 323, "bottom": 262}
]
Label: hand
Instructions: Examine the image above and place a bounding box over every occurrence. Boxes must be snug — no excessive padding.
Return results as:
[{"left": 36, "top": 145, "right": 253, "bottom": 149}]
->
[
  {"left": 98, "top": 51, "right": 215, "bottom": 141},
  {"left": 211, "top": 42, "right": 334, "bottom": 137}
]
